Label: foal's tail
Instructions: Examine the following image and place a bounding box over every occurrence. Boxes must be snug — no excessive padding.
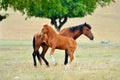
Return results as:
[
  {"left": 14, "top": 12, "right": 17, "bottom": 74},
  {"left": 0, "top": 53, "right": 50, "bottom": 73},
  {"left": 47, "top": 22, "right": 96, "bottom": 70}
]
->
[{"left": 33, "top": 36, "right": 35, "bottom": 50}]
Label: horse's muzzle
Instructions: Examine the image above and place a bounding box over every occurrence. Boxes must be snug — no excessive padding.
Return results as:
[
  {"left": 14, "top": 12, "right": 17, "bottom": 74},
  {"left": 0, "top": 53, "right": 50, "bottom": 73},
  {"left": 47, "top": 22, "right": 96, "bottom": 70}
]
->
[
  {"left": 39, "top": 34, "right": 42, "bottom": 37},
  {"left": 90, "top": 36, "right": 94, "bottom": 40}
]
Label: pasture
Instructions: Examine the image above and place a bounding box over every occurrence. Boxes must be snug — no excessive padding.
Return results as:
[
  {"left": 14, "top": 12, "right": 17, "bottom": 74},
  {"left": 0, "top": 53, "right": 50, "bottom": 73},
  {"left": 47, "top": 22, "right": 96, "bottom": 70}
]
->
[
  {"left": 0, "top": 40, "right": 120, "bottom": 80},
  {"left": 0, "top": 0, "right": 120, "bottom": 80}
]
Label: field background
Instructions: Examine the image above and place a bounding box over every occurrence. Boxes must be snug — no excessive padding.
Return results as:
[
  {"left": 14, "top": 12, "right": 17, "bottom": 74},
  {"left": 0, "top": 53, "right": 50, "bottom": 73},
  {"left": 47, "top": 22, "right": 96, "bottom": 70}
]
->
[{"left": 0, "top": 0, "right": 120, "bottom": 80}]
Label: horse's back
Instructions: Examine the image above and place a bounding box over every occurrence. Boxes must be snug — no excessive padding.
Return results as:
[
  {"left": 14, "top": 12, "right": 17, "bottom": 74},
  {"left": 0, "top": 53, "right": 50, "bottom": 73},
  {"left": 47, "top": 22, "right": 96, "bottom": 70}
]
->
[
  {"left": 59, "top": 28, "right": 73, "bottom": 37},
  {"left": 58, "top": 35, "right": 77, "bottom": 49}
]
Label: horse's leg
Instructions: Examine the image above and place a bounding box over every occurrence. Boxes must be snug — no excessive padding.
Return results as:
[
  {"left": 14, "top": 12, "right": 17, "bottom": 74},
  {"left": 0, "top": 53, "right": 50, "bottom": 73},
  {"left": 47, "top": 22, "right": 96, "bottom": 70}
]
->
[
  {"left": 67, "top": 50, "right": 74, "bottom": 65},
  {"left": 41, "top": 44, "right": 49, "bottom": 67},
  {"left": 50, "top": 47, "right": 57, "bottom": 65},
  {"left": 36, "top": 50, "right": 42, "bottom": 65},
  {"left": 68, "top": 54, "right": 74, "bottom": 65},
  {"left": 32, "top": 51, "right": 37, "bottom": 67},
  {"left": 64, "top": 50, "right": 68, "bottom": 65},
  {"left": 33, "top": 38, "right": 42, "bottom": 65}
]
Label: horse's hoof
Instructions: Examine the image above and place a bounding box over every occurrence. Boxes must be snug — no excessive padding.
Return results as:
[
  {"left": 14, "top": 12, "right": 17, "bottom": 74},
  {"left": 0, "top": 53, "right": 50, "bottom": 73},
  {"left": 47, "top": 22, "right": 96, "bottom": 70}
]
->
[
  {"left": 34, "top": 64, "right": 37, "bottom": 67},
  {"left": 46, "top": 65, "right": 49, "bottom": 67},
  {"left": 40, "top": 63, "right": 42, "bottom": 65},
  {"left": 66, "top": 64, "right": 70, "bottom": 67},
  {"left": 53, "top": 63, "right": 57, "bottom": 66},
  {"left": 34, "top": 66, "right": 37, "bottom": 68},
  {"left": 64, "top": 63, "right": 67, "bottom": 65}
]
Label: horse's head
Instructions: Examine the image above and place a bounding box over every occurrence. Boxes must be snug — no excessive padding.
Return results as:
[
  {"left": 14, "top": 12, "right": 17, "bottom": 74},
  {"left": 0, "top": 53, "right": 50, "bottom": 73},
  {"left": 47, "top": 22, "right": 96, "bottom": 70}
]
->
[
  {"left": 82, "top": 23, "right": 94, "bottom": 40},
  {"left": 40, "top": 24, "right": 49, "bottom": 37}
]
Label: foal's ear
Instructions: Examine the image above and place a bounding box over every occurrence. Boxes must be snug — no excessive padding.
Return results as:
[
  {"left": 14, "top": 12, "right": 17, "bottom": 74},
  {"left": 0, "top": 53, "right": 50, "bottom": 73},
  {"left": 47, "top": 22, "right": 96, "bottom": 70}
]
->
[
  {"left": 43, "top": 23, "right": 48, "bottom": 27},
  {"left": 84, "top": 22, "right": 87, "bottom": 25}
]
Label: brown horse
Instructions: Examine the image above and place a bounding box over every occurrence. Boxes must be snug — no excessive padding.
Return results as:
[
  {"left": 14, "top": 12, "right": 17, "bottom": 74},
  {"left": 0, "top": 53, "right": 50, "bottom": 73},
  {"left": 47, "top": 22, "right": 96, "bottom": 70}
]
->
[
  {"left": 32, "top": 22, "right": 94, "bottom": 67},
  {"left": 40, "top": 24, "right": 77, "bottom": 65}
]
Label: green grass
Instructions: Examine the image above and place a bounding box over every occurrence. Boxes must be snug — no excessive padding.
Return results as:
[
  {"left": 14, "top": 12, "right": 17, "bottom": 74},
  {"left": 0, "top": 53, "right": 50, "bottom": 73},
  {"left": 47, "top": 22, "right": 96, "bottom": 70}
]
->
[{"left": 0, "top": 40, "right": 120, "bottom": 80}]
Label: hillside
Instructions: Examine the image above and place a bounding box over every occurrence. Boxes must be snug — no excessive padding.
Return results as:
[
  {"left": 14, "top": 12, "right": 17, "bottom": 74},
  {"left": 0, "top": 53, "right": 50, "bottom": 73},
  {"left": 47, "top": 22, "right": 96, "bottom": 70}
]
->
[{"left": 0, "top": 0, "right": 120, "bottom": 42}]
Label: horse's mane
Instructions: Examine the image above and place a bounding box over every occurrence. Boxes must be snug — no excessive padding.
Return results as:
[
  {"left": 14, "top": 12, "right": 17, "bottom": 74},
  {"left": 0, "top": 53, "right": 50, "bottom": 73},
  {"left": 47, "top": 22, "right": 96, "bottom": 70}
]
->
[
  {"left": 69, "top": 23, "right": 91, "bottom": 33},
  {"left": 43, "top": 24, "right": 58, "bottom": 34}
]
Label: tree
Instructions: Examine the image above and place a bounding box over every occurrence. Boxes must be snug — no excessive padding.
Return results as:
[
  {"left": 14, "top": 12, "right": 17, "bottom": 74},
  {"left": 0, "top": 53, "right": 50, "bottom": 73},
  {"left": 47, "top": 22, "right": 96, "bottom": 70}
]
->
[{"left": 0, "top": 0, "right": 115, "bottom": 31}]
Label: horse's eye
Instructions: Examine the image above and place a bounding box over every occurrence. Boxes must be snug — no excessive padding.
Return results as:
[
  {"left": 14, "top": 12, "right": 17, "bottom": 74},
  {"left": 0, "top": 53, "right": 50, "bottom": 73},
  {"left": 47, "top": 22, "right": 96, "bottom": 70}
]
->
[
  {"left": 41, "top": 28, "right": 44, "bottom": 31},
  {"left": 87, "top": 29, "right": 89, "bottom": 31}
]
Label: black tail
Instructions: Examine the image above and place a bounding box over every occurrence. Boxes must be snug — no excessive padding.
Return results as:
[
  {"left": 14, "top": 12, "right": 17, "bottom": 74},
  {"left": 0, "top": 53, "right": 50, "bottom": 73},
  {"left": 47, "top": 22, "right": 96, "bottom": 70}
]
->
[
  {"left": 33, "top": 36, "right": 35, "bottom": 50},
  {"left": 32, "top": 36, "right": 37, "bottom": 66}
]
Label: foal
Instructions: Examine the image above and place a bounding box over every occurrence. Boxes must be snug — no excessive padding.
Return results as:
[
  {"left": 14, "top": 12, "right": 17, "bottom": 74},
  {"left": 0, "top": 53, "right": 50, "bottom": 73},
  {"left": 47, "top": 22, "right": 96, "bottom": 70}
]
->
[{"left": 40, "top": 24, "right": 77, "bottom": 65}]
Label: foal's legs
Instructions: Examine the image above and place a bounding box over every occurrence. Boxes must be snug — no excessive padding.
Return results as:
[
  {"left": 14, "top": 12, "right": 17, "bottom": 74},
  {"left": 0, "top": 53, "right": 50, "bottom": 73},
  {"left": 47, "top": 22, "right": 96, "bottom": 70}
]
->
[
  {"left": 41, "top": 44, "right": 49, "bottom": 67},
  {"left": 50, "top": 47, "right": 57, "bottom": 65}
]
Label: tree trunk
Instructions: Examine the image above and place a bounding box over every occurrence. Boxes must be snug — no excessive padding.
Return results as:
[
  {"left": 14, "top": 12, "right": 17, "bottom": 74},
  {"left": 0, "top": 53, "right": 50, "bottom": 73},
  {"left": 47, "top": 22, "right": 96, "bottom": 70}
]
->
[
  {"left": 51, "top": 17, "right": 67, "bottom": 31},
  {"left": 0, "top": 14, "right": 8, "bottom": 21}
]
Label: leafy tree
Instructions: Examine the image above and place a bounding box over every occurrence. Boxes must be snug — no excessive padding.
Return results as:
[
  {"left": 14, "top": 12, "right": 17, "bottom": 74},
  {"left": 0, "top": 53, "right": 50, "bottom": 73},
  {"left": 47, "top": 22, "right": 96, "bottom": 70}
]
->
[{"left": 0, "top": 0, "right": 115, "bottom": 31}]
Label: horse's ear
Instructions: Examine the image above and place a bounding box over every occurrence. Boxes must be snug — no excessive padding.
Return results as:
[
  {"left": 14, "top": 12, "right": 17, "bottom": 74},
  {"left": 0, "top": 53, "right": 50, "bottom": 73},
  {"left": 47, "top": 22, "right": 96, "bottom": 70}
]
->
[
  {"left": 43, "top": 23, "right": 48, "bottom": 27},
  {"left": 84, "top": 22, "right": 87, "bottom": 25}
]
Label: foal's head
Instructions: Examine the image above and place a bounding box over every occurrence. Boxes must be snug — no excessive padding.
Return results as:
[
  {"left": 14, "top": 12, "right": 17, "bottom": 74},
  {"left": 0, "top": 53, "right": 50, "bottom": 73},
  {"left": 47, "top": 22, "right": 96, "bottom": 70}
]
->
[
  {"left": 82, "top": 23, "right": 94, "bottom": 40},
  {"left": 40, "top": 24, "right": 56, "bottom": 37},
  {"left": 41, "top": 24, "right": 49, "bottom": 35}
]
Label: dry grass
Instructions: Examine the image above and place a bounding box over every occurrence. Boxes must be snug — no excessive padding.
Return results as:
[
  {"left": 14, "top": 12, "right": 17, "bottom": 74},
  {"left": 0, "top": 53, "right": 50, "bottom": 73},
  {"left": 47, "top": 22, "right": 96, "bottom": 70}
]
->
[{"left": 0, "top": 40, "right": 120, "bottom": 80}]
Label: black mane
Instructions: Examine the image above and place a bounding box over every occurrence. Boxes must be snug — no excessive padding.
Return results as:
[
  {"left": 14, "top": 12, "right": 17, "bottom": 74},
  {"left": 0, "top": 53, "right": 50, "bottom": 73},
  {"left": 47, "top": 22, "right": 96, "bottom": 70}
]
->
[
  {"left": 69, "top": 23, "right": 91, "bottom": 33},
  {"left": 69, "top": 25, "right": 83, "bottom": 32}
]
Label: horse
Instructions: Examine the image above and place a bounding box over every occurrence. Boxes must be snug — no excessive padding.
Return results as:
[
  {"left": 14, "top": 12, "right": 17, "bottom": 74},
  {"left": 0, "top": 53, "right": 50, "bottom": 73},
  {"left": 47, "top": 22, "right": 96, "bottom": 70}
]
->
[
  {"left": 32, "top": 22, "right": 94, "bottom": 67},
  {"left": 39, "top": 24, "right": 77, "bottom": 65}
]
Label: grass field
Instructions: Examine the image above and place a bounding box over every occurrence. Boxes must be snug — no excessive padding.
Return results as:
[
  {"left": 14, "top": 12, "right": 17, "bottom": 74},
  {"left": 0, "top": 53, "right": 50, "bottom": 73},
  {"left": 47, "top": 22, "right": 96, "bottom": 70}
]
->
[
  {"left": 0, "top": 40, "right": 120, "bottom": 80},
  {"left": 0, "top": 0, "right": 120, "bottom": 80}
]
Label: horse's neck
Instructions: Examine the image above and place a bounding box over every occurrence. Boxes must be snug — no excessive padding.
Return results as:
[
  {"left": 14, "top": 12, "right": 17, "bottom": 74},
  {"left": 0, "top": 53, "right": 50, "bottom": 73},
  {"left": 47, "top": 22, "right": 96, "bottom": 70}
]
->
[
  {"left": 47, "top": 30, "right": 57, "bottom": 39},
  {"left": 73, "top": 30, "right": 82, "bottom": 40}
]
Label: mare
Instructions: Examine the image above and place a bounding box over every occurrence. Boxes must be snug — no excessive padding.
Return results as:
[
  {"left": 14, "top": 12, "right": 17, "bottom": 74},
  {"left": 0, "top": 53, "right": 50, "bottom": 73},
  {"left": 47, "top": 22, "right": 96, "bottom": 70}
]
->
[
  {"left": 32, "top": 23, "right": 94, "bottom": 67},
  {"left": 40, "top": 24, "right": 77, "bottom": 65}
]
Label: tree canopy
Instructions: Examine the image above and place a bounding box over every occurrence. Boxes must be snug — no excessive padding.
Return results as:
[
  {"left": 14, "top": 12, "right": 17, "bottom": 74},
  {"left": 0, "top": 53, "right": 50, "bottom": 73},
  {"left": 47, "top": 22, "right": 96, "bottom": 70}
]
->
[{"left": 0, "top": 0, "right": 115, "bottom": 30}]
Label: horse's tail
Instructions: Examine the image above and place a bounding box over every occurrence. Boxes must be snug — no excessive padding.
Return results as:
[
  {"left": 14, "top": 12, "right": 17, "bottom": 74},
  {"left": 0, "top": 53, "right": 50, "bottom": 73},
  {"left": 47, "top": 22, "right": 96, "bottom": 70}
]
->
[{"left": 33, "top": 36, "right": 35, "bottom": 50}]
